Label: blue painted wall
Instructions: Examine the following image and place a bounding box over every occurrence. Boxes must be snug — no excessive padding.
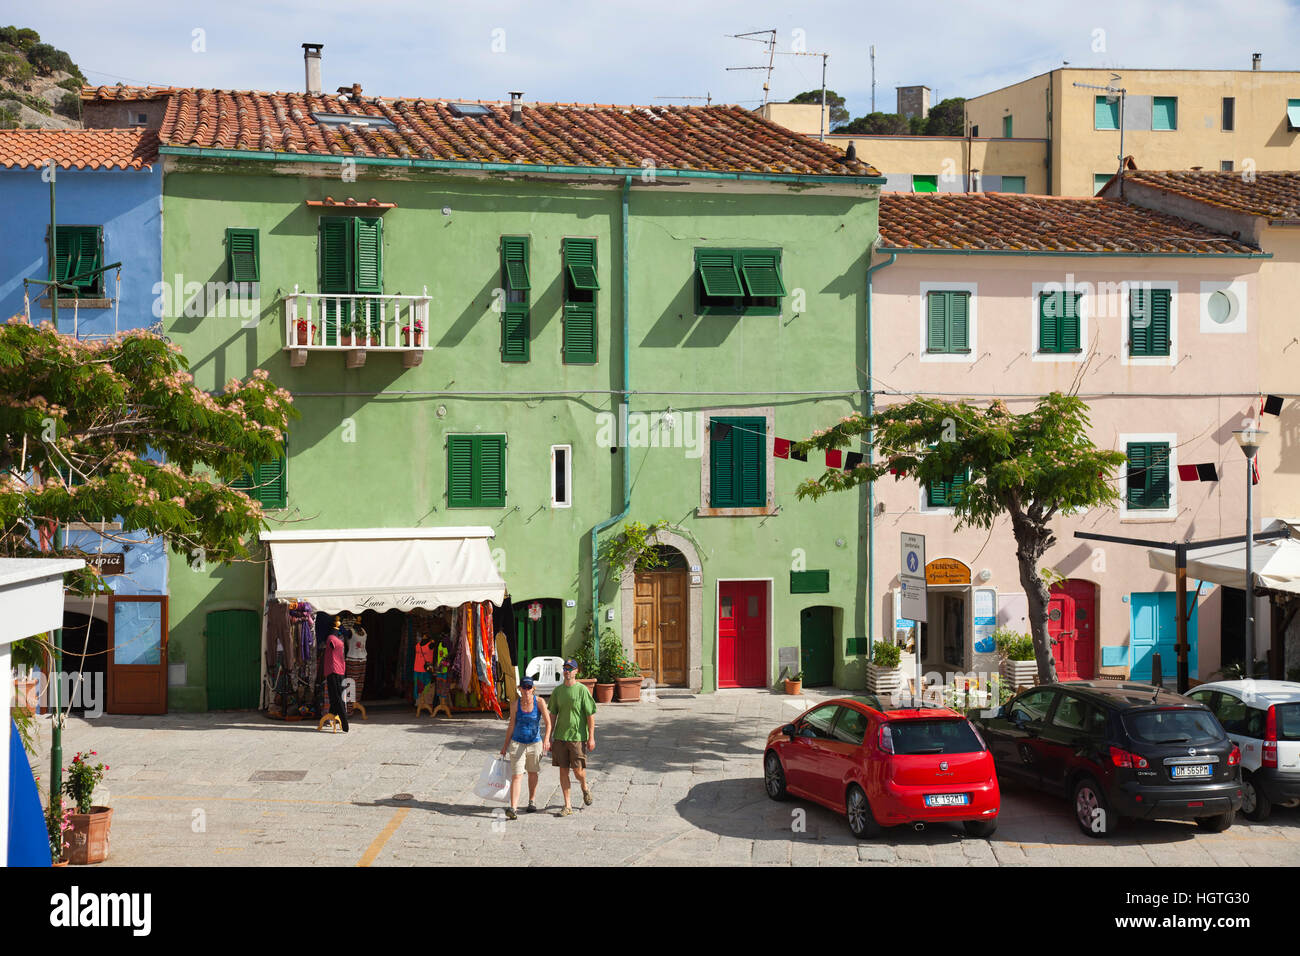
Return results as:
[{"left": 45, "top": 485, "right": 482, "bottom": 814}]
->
[{"left": 0, "top": 164, "right": 162, "bottom": 338}]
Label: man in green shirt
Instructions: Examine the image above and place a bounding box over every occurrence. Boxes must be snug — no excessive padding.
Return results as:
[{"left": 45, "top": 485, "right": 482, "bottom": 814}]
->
[{"left": 547, "top": 659, "right": 596, "bottom": 816}]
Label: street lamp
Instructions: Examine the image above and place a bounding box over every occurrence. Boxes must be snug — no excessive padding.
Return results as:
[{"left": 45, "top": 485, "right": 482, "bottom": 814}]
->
[{"left": 1234, "top": 427, "right": 1267, "bottom": 679}]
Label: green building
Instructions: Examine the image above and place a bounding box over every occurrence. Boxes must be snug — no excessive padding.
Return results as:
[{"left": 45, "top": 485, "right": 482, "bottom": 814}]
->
[{"left": 154, "top": 87, "right": 882, "bottom": 710}]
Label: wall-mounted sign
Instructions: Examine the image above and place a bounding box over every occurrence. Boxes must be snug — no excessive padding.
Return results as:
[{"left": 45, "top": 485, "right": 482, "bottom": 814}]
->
[
  {"left": 900, "top": 532, "right": 928, "bottom": 624},
  {"left": 528, "top": 601, "right": 543, "bottom": 621},
  {"left": 925, "top": 558, "right": 971, "bottom": 586},
  {"left": 84, "top": 552, "right": 124, "bottom": 576}
]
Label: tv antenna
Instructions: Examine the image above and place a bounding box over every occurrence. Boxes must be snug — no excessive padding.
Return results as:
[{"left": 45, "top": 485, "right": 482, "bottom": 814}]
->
[
  {"left": 727, "top": 29, "right": 778, "bottom": 106},
  {"left": 774, "top": 49, "right": 831, "bottom": 140},
  {"left": 1073, "top": 73, "right": 1126, "bottom": 195},
  {"left": 654, "top": 94, "right": 713, "bottom": 105}
]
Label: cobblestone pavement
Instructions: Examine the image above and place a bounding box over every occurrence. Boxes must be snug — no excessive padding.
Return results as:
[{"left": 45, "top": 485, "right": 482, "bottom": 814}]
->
[{"left": 31, "top": 688, "right": 1300, "bottom": 866}]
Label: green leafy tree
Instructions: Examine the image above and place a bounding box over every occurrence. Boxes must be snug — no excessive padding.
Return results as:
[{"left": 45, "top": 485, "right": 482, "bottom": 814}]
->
[
  {"left": 789, "top": 88, "right": 849, "bottom": 127},
  {"left": 924, "top": 97, "right": 966, "bottom": 136},
  {"left": 795, "top": 393, "right": 1127, "bottom": 683},
  {"left": 0, "top": 319, "right": 299, "bottom": 584},
  {"left": 0, "top": 26, "right": 41, "bottom": 53},
  {"left": 835, "top": 111, "right": 910, "bottom": 135}
]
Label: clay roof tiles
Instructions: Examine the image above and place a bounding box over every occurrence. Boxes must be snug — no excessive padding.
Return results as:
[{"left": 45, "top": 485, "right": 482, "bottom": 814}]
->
[
  {"left": 153, "top": 89, "right": 878, "bottom": 176},
  {"left": 1123, "top": 170, "right": 1300, "bottom": 220},
  {"left": 879, "top": 192, "right": 1259, "bottom": 255},
  {"left": 0, "top": 128, "right": 158, "bottom": 171}
]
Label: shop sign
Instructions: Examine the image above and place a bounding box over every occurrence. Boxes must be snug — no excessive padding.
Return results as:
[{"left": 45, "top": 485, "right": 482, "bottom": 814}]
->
[
  {"left": 925, "top": 558, "right": 971, "bottom": 586},
  {"left": 83, "top": 552, "right": 124, "bottom": 575},
  {"left": 527, "top": 601, "right": 543, "bottom": 621}
]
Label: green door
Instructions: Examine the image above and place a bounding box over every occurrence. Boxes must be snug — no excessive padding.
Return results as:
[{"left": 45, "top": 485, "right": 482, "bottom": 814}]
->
[
  {"left": 800, "top": 606, "right": 835, "bottom": 687},
  {"left": 206, "top": 609, "right": 261, "bottom": 709},
  {"left": 515, "top": 599, "right": 563, "bottom": 671}
]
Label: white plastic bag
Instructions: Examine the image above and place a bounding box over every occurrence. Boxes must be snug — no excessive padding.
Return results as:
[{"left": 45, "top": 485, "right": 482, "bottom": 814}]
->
[{"left": 473, "top": 755, "right": 511, "bottom": 803}]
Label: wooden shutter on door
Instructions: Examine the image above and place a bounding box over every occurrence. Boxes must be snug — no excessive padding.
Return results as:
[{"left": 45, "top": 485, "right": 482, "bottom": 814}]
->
[{"left": 353, "top": 217, "right": 383, "bottom": 293}]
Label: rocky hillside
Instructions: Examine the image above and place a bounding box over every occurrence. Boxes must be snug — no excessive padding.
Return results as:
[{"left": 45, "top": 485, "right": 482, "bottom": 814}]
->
[{"left": 0, "top": 25, "right": 85, "bottom": 129}]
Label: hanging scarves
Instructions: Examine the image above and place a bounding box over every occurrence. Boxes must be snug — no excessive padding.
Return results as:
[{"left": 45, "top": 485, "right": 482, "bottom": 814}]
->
[
  {"left": 458, "top": 602, "right": 474, "bottom": 694},
  {"left": 476, "top": 601, "right": 502, "bottom": 717}
]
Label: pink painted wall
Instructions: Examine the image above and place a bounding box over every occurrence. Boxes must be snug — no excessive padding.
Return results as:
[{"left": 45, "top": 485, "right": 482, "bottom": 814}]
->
[{"left": 871, "top": 253, "right": 1264, "bottom": 681}]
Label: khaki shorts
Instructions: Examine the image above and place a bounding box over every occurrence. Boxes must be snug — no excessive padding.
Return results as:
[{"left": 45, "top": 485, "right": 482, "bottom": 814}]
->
[
  {"left": 551, "top": 739, "right": 587, "bottom": 769},
  {"left": 508, "top": 740, "right": 543, "bottom": 775}
]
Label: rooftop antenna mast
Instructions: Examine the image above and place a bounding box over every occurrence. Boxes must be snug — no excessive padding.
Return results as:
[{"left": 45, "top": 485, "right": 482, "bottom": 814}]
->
[
  {"left": 1073, "top": 74, "right": 1126, "bottom": 195},
  {"left": 654, "top": 94, "right": 713, "bottom": 105},
  {"left": 774, "top": 49, "right": 831, "bottom": 139},
  {"left": 727, "top": 29, "right": 778, "bottom": 107},
  {"left": 870, "top": 45, "right": 876, "bottom": 113}
]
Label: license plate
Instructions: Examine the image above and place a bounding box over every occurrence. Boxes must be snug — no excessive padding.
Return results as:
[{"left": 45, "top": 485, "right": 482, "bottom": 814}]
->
[
  {"left": 924, "top": 793, "right": 970, "bottom": 807},
  {"left": 1171, "top": 764, "right": 1211, "bottom": 778}
]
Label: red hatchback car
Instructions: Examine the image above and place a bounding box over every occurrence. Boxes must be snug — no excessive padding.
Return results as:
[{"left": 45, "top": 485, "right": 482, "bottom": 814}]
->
[{"left": 764, "top": 695, "right": 1001, "bottom": 837}]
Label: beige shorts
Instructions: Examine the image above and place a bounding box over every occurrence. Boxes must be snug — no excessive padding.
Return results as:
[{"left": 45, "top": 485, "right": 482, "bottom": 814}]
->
[{"left": 508, "top": 740, "right": 543, "bottom": 775}]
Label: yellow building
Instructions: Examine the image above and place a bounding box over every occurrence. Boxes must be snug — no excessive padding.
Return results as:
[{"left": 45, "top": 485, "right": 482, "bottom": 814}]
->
[{"left": 967, "top": 65, "right": 1300, "bottom": 196}]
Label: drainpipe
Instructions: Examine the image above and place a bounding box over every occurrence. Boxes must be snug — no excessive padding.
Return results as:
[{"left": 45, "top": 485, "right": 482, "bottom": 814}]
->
[
  {"left": 865, "top": 245, "right": 897, "bottom": 665},
  {"left": 588, "top": 175, "right": 633, "bottom": 663}
]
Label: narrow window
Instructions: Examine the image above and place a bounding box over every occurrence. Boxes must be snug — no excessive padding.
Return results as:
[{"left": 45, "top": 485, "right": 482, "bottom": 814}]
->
[
  {"left": 1002, "top": 114, "right": 1013, "bottom": 138},
  {"left": 1220, "top": 160, "right": 1234, "bottom": 172},
  {"left": 551, "top": 445, "right": 571, "bottom": 508},
  {"left": 226, "top": 227, "right": 260, "bottom": 289},
  {"left": 1126, "top": 442, "right": 1170, "bottom": 510},
  {"left": 1039, "top": 291, "right": 1082, "bottom": 353},
  {"left": 1222, "top": 97, "right": 1235, "bottom": 131}
]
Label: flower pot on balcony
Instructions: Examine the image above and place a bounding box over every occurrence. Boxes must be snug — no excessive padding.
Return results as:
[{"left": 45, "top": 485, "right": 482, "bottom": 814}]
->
[
  {"left": 12, "top": 676, "right": 39, "bottom": 713},
  {"left": 294, "top": 323, "right": 316, "bottom": 345},
  {"left": 66, "top": 806, "right": 112, "bottom": 865},
  {"left": 401, "top": 329, "right": 424, "bottom": 347}
]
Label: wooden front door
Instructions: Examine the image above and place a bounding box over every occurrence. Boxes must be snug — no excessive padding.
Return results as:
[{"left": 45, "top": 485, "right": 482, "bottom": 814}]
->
[
  {"left": 106, "top": 595, "right": 168, "bottom": 715},
  {"left": 718, "top": 581, "right": 767, "bottom": 688},
  {"left": 205, "top": 609, "right": 261, "bottom": 710},
  {"left": 1048, "top": 580, "right": 1097, "bottom": 681},
  {"left": 633, "top": 570, "right": 687, "bottom": 686},
  {"left": 800, "top": 606, "right": 834, "bottom": 686}
]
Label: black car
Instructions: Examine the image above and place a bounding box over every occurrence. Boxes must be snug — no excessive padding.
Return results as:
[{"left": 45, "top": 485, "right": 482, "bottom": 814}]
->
[{"left": 973, "top": 680, "right": 1243, "bottom": 837}]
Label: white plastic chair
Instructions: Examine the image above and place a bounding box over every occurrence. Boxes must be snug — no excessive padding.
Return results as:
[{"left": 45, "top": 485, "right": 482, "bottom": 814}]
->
[{"left": 522, "top": 655, "right": 565, "bottom": 697}]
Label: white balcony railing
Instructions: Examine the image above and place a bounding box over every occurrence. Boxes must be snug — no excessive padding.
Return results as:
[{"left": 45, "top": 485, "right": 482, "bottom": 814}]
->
[{"left": 283, "top": 286, "right": 431, "bottom": 367}]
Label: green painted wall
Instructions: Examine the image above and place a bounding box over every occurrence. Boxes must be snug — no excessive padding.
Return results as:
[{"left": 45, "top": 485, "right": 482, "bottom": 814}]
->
[{"left": 161, "top": 160, "right": 877, "bottom": 710}]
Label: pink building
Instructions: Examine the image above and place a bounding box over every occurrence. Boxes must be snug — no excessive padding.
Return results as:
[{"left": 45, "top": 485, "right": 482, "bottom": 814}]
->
[{"left": 870, "top": 193, "right": 1268, "bottom": 685}]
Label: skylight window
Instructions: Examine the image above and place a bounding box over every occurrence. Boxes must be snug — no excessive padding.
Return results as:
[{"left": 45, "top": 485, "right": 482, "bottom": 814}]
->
[
  {"left": 448, "top": 102, "right": 492, "bottom": 117},
  {"left": 311, "top": 112, "right": 395, "bottom": 129}
]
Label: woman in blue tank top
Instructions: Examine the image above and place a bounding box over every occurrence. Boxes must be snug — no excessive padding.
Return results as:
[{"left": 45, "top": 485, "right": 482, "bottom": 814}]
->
[{"left": 498, "top": 678, "right": 552, "bottom": 819}]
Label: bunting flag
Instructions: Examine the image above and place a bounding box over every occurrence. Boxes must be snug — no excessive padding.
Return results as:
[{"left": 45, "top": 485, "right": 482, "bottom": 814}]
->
[
  {"left": 773, "top": 437, "right": 791, "bottom": 460},
  {"left": 825, "top": 449, "right": 843, "bottom": 469},
  {"left": 1178, "top": 463, "right": 1219, "bottom": 482},
  {"left": 1262, "top": 395, "right": 1284, "bottom": 417},
  {"left": 845, "top": 451, "right": 864, "bottom": 470},
  {"left": 711, "top": 421, "right": 732, "bottom": 440},
  {"left": 789, "top": 444, "right": 808, "bottom": 462}
]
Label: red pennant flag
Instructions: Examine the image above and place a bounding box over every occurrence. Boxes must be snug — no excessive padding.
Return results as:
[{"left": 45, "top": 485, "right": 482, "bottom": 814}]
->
[
  {"left": 1177, "top": 464, "right": 1200, "bottom": 482},
  {"left": 825, "top": 449, "right": 843, "bottom": 469},
  {"left": 773, "top": 438, "right": 791, "bottom": 460},
  {"left": 1252, "top": 457, "right": 1260, "bottom": 486}
]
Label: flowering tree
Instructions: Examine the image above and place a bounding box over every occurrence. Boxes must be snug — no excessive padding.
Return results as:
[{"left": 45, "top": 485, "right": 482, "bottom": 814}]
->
[
  {"left": 795, "top": 392, "right": 1127, "bottom": 683},
  {"left": 0, "top": 319, "right": 297, "bottom": 579}
]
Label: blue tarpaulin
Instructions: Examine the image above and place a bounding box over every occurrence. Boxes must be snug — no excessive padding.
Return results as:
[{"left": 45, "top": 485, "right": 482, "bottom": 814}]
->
[{"left": 8, "top": 719, "right": 52, "bottom": 866}]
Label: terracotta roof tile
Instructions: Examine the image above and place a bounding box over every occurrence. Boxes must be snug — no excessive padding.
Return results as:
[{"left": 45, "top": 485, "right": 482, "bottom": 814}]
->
[
  {"left": 879, "top": 193, "right": 1259, "bottom": 255},
  {"left": 1124, "top": 170, "right": 1300, "bottom": 220},
  {"left": 81, "top": 85, "right": 179, "bottom": 102},
  {"left": 153, "top": 89, "right": 878, "bottom": 176},
  {"left": 0, "top": 128, "right": 159, "bottom": 171}
]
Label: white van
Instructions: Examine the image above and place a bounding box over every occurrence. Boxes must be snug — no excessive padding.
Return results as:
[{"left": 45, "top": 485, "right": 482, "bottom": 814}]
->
[{"left": 1187, "top": 680, "right": 1300, "bottom": 821}]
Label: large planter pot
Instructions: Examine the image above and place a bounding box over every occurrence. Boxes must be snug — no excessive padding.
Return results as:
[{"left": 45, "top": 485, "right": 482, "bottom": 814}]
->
[
  {"left": 577, "top": 678, "right": 597, "bottom": 694},
  {"left": 614, "top": 677, "right": 642, "bottom": 702},
  {"left": 594, "top": 682, "right": 615, "bottom": 704},
  {"left": 1000, "top": 659, "right": 1039, "bottom": 691},
  {"left": 12, "top": 676, "right": 39, "bottom": 712},
  {"left": 867, "top": 663, "right": 906, "bottom": 702},
  {"left": 783, "top": 678, "right": 803, "bottom": 695},
  {"left": 66, "top": 806, "right": 112, "bottom": 865},
  {"left": 294, "top": 324, "right": 316, "bottom": 345},
  {"left": 401, "top": 330, "right": 424, "bottom": 347}
]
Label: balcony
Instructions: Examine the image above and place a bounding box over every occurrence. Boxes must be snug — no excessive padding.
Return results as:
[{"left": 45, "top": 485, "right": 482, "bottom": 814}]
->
[{"left": 283, "top": 287, "right": 431, "bottom": 368}]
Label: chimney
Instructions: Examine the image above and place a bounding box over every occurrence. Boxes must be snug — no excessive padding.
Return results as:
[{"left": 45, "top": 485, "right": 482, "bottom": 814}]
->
[
  {"left": 303, "top": 43, "right": 323, "bottom": 94},
  {"left": 509, "top": 91, "right": 523, "bottom": 124},
  {"left": 845, "top": 141, "right": 857, "bottom": 162},
  {"left": 1252, "top": 52, "right": 1261, "bottom": 71}
]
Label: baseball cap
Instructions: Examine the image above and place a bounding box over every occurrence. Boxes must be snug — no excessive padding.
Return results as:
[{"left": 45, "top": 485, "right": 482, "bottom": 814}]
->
[
  {"left": 519, "top": 677, "right": 535, "bottom": 689},
  {"left": 562, "top": 659, "right": 578, "bottom": 671}
]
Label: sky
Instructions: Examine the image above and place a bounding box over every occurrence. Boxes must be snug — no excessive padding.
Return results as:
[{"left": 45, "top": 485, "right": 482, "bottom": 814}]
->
[{"left": 15, "top": 0, "right": 1300, "bottom": 118}]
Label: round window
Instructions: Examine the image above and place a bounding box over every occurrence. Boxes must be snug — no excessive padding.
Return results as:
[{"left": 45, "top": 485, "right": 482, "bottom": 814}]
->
[{"left": 1208, "top": 289, "right": 1236, "bottom": 324}]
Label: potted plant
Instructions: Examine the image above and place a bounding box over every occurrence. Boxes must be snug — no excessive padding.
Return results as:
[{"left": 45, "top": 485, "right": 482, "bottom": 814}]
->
[
  {"left": 783, "top": 670, "right": 804, "bottom": 695},
  {"left": 594, "top": 630, "right": 620, "bottom": 704},
  {"left": 400, "top": 318, "right": 426, "bottom": 347},
  {"left": 867, "top": 640, "right": 905, "bottom": 699},
  {"left": 613, "top": 649, "right": 644, "bottom": 702},
  {"left": 293, "top": 318, "right": 316, "bottom": 345},
  {"left": 46, "top": 798, "right": 72, "bottom": 866},
  {"left": 62, "top": 750, "right": 111, "bottom": 865},
  {"left": 574, "top": 630, "right": 599, "bottom": 694},
  {"left": 994, "top": 628, "right": 1038, "bottom": 690}
]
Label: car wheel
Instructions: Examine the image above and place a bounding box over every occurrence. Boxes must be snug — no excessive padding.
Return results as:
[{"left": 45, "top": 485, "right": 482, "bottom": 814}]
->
[
  {"left": 846, "top": 784, "right": 881, "bottom": 838},
  {"left": 963, "top": 819, "right": 997, "bottom": 838},
  {"left": 1196, "top": 809, "right": 1235, "bottom": 833},
  {"left": 1073, "top": 776, "right": 1117, "bottom": 838},
  {"left": 1241, "top": 772, "right": 1272, "bottom": 822},
  {"left": 763, "top": 751, "right": 789, "bottom": 801}
]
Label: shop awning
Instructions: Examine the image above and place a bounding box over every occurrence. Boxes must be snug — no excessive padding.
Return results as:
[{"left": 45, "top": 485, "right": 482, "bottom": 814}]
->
[
  {"left": 1147, "top": 520, "right": 1300, "bottom": 596},
  {"left": 261, "top": 528, "right": 505, "bottom": 614}
]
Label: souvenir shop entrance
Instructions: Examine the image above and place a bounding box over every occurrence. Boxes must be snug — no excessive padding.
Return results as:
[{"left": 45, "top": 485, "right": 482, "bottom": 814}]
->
[{"left": 257, "top": 528, "right": 512, "bottom": 721}]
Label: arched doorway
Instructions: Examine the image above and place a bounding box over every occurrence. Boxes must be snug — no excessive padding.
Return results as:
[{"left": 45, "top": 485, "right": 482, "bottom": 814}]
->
[
  {"left": 1049, "top": 579, "right": 1097, "bottom": 680},
  {"left": 633, "top": 546, "right": 688, "bottom": 686}
]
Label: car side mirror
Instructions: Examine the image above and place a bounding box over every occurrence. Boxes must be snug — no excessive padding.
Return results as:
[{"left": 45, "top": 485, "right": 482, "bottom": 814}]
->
[{"left": 781, "top": 723, "right": 797, "bottom": 737}]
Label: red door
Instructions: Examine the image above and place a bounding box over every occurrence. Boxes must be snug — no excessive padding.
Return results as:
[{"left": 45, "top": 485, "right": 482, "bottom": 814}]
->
[
  {"left": 1048, "top": 580, "right": 1096, "bottom": 681},
  {"left": 718, "top": 581, "right": 767, "bottom": 687}
]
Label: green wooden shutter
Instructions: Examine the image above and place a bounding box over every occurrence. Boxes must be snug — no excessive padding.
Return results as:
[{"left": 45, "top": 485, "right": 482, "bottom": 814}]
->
[
  {"left": 737, "top": 418, "right": 766, "bottom": 507},
  {"left": 563, "top": 303, "right": 597, "bottom": 364},
  {"left": 1149, "top": 288, "right": 1170, "bottom": 355},
  {"left": 74, "top": 228, "right": 102, "bottom": 293},
  {"left": 710, "top": 419, "right": 737, "bottom": 507},
  {"left": 1130, "top": 288, "right": 1150, "bottom": 355},
  {"left": 447, "top": 436, "right": 476, "bottom": 507},
  {"left": 257, "top": 455, "right": 287, "bottom": 509},
  {"left": 353, "top": 217, "right": 383, "bottom": 294},
  {"left": 564, "top": 238, "right": 599, "bottom": 291},
  {"left": 226, "top": 228, "right": 260, "bottom": 284},
  {"left": 927, "top": 292, "right": 949, "bottom": 352},
  {"left": 928, "top": 477, "right": 951, "bottom": 508},
  {"left": 949, "top": 470, "right": 967, "bottom": 504},
  {"left": 502, "top": 305, "right": 530, "bottom": 362},
  {"left": 740, "top": 251, "right": 787, "bottom": 297},
  {"left": 1039, "top": 292, "right": 1059, "bottom": 353},
  {"left": 52, "top": 229, "right": 74, "bottom": 283},
  {"left": 697, "top": 250, "right": 743, "bottom": 297},
  {"left": 1126, "top": 442, "right": 1148, "bottom": 508},
  {"left": 1002, "top": 115, "right": 1013, "bottom": 138},
  {"left": 1148, "top": 443, "right": 1170, "bottom": 509},
  {"left": 319, "top": 217, "right": 353, "bottom": 291},
  {"left": 949, "top": 292, "right": 969, "bottom": 351},
  {"left": 477, "top": 435, "right": 506, "bottom": 507},
  {"left": 1060, "top": 292, "right": 1081, "bottom": 352},
  {"left": 502, "top": 236, "right": 530, "bottom": 291}
]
